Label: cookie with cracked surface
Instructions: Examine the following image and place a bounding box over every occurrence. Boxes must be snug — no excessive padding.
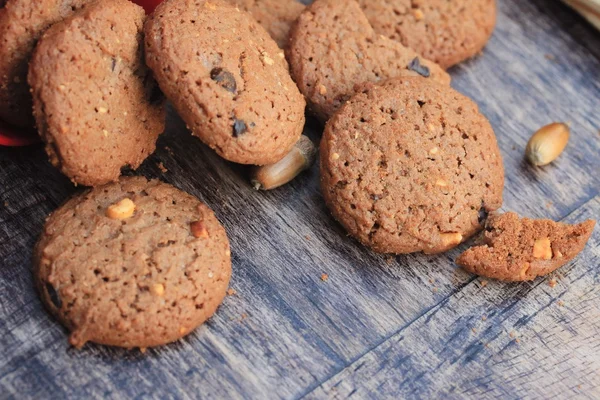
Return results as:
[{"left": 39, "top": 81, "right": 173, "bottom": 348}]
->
[
  {"left": 357, "top": 0, "right": 496, "bottom": 69},
  {"left": 457, "top": 212, "right": 595, "bottom": 282},
  {"left": 28, "top": 0, "right": 165, "bottom": 187},
  {"left": 34, "top": 177, "right": 232, "bottom": 349},
  {"left": 320, "top": 77, "right": 504, "bottom": 254},
  {"left": 287, "top": 0, "right": 450, "bottom": 122},
  {"left": 225, "top": 0, "right": 305, "bottom": 48},
  {"left": 0, "top": 0, "right": 94, "bottom": 128},
  {"left": 145, "top": 0, "right": 306, "bottom": 165}
]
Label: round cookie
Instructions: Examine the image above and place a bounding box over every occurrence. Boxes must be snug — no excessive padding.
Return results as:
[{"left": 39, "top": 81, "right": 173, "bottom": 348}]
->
[
  {"left": 144, "top": 0, "right": 305, "bottom": 166},
  {"left": 320, "top": 77, "right": 504, "bottom": 254},
  {"left": 287, "top": 0, "right": 450, "bottom": 122},
  {"left": 0, "top": 0, "right": 94, "bottom": 128},
  {"left": 225, "top": 0, "right": 305, "bottom": 48},
  {"left": 457, "top": 213, "right": 595, "bottom": 282},
  {"left": 28, "top": 0, "right": 165, "bottom": 187},
  {"left": 357, "top": 0, "right": 497, "bottom": 69},
  {"left": 34, "top": 177, "right": 232, "bottom": 349}
]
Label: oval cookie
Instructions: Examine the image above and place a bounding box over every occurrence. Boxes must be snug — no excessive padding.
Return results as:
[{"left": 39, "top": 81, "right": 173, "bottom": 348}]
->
[
  {"left": 0, "top": 0, "right": 94, "bottom": 128},
  {"left": 320, "top": 77, "right": 504, "bottom": 254},
  {"left": 358, "top": 0, "right": 497, "bottom": 69},
  {"left": 287, "top": 0, "right": 450, "bottom": 122},
  {"left": 145, "top": 0, "right": 306, "bottom": 165},
  {"left": 34, "top": 177, "right": 232, "bottom": 349},
  {"left": 28, "top": 0, "right": 165, "bottom": 187}
]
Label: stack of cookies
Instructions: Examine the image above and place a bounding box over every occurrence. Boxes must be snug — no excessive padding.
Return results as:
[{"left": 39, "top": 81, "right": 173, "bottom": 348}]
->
[{"left": 0, "top": 0, "right": 595, "bottom": 350}]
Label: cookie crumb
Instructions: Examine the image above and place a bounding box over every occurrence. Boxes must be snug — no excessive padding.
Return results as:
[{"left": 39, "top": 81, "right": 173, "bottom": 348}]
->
[
  {"left": 241, "top": 313, "right": 248, "bottom": 320},
  {"left": 3, "top": 201, "right": 8, "bottom": 207},
  {"left": 305, "top": 235, "right": 311, "bottom": 241},
  {"left": 558, "top": 300, "right": 565, "bottom": 307},
  {"left": 515, "top": 338, "right": 520, "bottom": 344},
  {"left": 165, "top": 146, "right": 174, "bottom": 156},
  {"left": 139, "top": 347, "right": 147, "bottom": 354},
  {"left": 227, "top": 288, "right": 237, "bottom": 296},
  {"left": 548, "top": 278, "right": 558, "bottom": 288},
  {"left": 481, "top": 315, "right": 487, "bottom": 321},
  {"left": 471, "top": 328, "right": 477, "bottom": 333},
  {"left": 509, "top": 331, "right": 516, "bottom": 338},
  {"left": 480, "top": 280, "right": 488, "bottom": 287},
  {"left": 320, "top": 273, "right": 329, "bottom": 282},
  {"left": 545, "top": 201, "right": 553, "bottom": 209},
  {"left": 157, "top": 162, "right": 168, "bottom": 173}
]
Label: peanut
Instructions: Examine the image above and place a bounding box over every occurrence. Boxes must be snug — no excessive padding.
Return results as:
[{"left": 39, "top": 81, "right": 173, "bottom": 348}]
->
[
  {"left": 106, "top": 198, "right": 135, "bottom": 220},
  {"left": 525, "top": 122, "right": 569, "bottom": 166}
]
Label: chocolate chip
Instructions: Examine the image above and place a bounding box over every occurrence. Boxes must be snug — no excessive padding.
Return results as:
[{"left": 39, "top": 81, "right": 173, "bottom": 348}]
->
[
  {"left": 407, "top": 57, "right": 430, "bottom": 78},
  {"left": 111, "top": 57, "right": 117, "bottom": 71},
  {"left": 210, "top": 68, "right": 237, "bottom": 93},
  {"left": 478, "top": 207, "right": 489, "bottom": 225},
  {"left": 45, "top": 282, "right": 62, "bottom": 309},
  {"left": 417, "top": 100, "right": 426, "bottom": 108},
  {"left": 233, "top": 119, "right": 248, "bottom": 137}
]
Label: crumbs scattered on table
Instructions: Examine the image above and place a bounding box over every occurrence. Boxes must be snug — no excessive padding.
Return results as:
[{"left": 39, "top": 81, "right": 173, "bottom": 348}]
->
[
  {"left": 158, "top": 162, "right": 168, "bottom": 173},
  {"left": 3, "top": 201, "right": 8, "bottom": 208},
  {"left": 139, "top": 347, "right": 147, "bottom": 354},
  {"left": 546, "top": 201, "right": 553, "bottom": 209},
  {"left": 320, "top": 273, "right": 329, "bottom": 282},
  {"left": 558, "top": 300, "right": 565, "bottom": 307},
  {"left": 305, "top": 235, "right": 311, "bottom": 241},
  {"left": 509, "top": 331, "right": 516, "bottom": 338},
  {"left": 480, "top": 280, "right": 488, "bottom": 287},
  {"left": 165, "top": 146, "right": 175, "bottom": 156},
  {"left": 544, "top": 53, "right": 556, "bottom": 61},
  {"left": 241, "top": 313, "right": 248, "bottom": 320},
  {"left": 515, "top": 338, "right": 521, "bottom": 344},
  {"left": 432, "top": 287, "right": 438, "bottom": 293},
  {"left": 548, "top": 278, "right": 557, "bottom": 288},
  {"left": 471, "top": 327, "right": 477, "bottom": 334},
  {"left": 227, "top": 288, "right": 237, "bottom": 296},
  {"left": 481, "top": 315, "right": 487, "bottom": 321}
]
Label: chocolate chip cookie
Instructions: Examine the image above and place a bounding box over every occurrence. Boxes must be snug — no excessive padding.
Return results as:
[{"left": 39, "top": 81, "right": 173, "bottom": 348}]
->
[
  {"left": 457, "top": 212, "right": 595, "bottom": 281},
  {"left": 28, "top": 0, "right": 165, "bottom": 187},
  {"left": 225, "top": 0, "right": 305, "bottom": 48},
  {"left": 287, "top": 0, "right": 450, "bottom": 122},
  {"left": 0, "top": 0, "right": 94, "bottom": 128},
  {"left": 357, "top": 0, "right": 497, "bottom": 69},
  {"left": 320, "top": 77, "right": 504, "bottom": 254},
  {"left": 145, "top": 0, "right": 306, "bottom": 165},
  {"left": 34, "top": 177, "right": 232, "bottom": 349}
]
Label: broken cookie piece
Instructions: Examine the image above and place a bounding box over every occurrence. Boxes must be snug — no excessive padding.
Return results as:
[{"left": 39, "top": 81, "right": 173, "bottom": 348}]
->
[{"left": 457, "top": 212, "right": 595, "bottom": 281}]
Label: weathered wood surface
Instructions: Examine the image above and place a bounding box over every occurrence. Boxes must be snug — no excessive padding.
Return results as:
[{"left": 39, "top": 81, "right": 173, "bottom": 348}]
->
[{"left": 0, "top": 0, "right": 599, "bottom": 398}]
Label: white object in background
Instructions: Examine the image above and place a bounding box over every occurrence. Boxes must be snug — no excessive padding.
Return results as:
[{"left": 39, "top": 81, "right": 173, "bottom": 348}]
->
[{"left": 563, "top": 0, "right": 600, "bottom": 30}]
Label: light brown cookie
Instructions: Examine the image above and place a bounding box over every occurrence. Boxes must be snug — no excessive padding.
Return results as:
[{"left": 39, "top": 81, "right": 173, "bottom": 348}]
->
[
  {"left": 0, "top": 0, "right": 94, "bottom": 128},
  {"left": 287, "top": 0, "right": 450, "bottom": 122},
  {"left": 144, "top": 0, "right": 306, "bottom": 166},
  {"left": 34, "top": 177, "right": 232, "bottom": 349},
  {"left": 225, "top": 0, "right": 305, "bottom": 48},
  {"left": 457, "top": 212, "right": 595, "bottom": 281},
  {"left": 28, "top": 0, "right": 165, "bottom": 187},
  {"left": 320, "top": 77, "right": 504, "bottom": 254},
  {"left": 357, "top": 0, "right": 497, "bottom": 69}
]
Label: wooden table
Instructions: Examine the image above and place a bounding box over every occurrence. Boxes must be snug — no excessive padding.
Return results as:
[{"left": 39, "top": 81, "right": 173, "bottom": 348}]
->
[{"left": 1, "top": 0, "right": 599, "bottom": 398}]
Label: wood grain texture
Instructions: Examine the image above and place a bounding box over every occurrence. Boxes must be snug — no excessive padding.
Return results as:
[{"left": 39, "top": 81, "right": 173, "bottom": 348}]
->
[{"left": 0, "top": 0, "right": 599, "bottom": 399}]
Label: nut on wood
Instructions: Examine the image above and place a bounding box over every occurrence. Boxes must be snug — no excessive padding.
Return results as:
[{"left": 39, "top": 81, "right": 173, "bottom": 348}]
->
[
  {"left": 526, "top": 122, "right": 569, "bottom": 166},
  {"left": 250, "top": 135, "right": 317, "bottom": 190}
]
